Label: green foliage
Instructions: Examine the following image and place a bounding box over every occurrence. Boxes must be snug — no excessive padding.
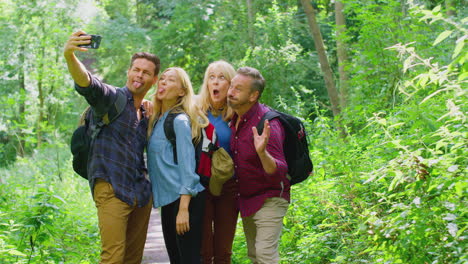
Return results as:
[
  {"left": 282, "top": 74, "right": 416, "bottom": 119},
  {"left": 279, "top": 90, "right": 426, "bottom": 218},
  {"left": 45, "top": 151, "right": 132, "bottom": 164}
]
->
[
  {"left": 344, "top": 0, "right": 451, "bottom": 125},
  {"left": 149, "top": 0, "right": 215, "bottom": 85},
  {"left": 0, "top": 0, "right": 84, "bottom": 161},
  {"left": 281, "top": 4, "right": 467, "bottom": 262},
  {"left": 236, "top": 2, "right": 320, "bottom": 109},
  {"left": 0, "top": 146, "right": 99, "bottom": 263}
]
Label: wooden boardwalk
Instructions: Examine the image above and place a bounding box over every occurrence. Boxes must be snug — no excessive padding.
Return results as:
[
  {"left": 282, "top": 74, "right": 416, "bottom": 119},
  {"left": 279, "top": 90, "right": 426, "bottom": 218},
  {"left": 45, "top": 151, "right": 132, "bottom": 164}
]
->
[{"left": 142, "top": 209, "right": 170, "bottom": 264}]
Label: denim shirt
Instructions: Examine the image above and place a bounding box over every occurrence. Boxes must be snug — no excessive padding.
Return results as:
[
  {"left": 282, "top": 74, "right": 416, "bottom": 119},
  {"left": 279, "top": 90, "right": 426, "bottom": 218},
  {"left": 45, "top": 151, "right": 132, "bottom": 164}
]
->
[
  {"left": 74, "top": 74, "right": 152, "bottom": 207},
  {"left": 147, "top": 111, "right": 204, "bottom": 208}
]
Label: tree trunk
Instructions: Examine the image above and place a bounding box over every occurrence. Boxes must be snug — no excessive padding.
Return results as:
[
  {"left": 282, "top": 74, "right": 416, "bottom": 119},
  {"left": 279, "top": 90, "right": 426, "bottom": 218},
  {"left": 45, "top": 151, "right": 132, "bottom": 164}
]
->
[
  {"left": 246, "top": 0, "right": 255, "bottom": 47},
  {"left": 37, "top": 45, "right": 45, "bottom": 147},
  {"left": 300, "top": 0, "right": 341, "bottom": 117},
  {"left": 136, "top": 0, "right": 143, "bottom": 25},
  {"left": 445, "top": 0, "right": 456, "bottom": 17},
  {"left": 36, "top": 19, "right": 46, "bottom": 147},
  {"left": 46, "top": 51, "right": 59, "bottom": 125},
  {"left": 335, "top": 1, "right": 349, "bottom": 108},
  {"left": 18, "top": 45, "right": 26, "bottom": 157}
]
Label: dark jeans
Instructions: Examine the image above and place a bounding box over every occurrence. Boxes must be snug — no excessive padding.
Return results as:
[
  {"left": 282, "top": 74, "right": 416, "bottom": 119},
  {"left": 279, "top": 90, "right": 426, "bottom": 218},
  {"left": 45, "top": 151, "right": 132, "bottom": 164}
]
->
[{"left": 161, "top": 191, "right": 206, "bottom": 264}]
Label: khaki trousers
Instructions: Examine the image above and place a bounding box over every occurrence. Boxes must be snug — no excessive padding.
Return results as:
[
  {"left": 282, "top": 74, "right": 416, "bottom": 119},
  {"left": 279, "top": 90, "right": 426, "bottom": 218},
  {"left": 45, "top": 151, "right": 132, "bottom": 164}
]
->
[
  {"left": 93, "top": 179, "right": 152, "bottom": 264},
  {"left": 242, "top": 197, "right": 289, "bottom": 264}
]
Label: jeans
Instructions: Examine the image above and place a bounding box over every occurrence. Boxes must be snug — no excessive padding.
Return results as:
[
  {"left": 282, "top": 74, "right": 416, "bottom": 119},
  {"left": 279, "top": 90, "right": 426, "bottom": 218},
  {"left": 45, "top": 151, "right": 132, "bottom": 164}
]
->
[{"left": 161, "top": 191, "right": 206, "bottom": 264}]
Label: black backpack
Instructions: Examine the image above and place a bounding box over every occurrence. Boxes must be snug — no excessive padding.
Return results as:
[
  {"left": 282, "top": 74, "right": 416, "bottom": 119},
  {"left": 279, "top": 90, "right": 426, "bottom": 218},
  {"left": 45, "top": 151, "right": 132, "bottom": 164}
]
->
[
  {"left": 257, "top": 109, "right": 313, "bottom": 185},
  {"left": 70, "top": 91, "right": 127, "bottom": 179}
]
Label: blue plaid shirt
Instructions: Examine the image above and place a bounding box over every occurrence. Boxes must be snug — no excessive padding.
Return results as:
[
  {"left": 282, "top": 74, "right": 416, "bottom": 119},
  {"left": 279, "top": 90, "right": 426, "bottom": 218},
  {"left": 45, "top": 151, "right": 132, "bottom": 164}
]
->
[{"left": 75, "top": 74, "right": 152, "bottom": 207}]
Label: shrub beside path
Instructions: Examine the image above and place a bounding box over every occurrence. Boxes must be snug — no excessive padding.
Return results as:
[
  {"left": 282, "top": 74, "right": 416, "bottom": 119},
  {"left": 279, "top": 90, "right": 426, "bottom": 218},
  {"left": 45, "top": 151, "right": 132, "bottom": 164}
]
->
[{"left": 142, "top": 208, "right": 170, "bottom": 264}]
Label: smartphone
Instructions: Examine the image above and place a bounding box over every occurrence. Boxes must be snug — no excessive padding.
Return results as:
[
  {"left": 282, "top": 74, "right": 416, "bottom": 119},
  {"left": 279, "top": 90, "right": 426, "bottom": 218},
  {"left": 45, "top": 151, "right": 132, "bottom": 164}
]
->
[{"left": 78, "top": 34, "right": 102, "bottom": 49}]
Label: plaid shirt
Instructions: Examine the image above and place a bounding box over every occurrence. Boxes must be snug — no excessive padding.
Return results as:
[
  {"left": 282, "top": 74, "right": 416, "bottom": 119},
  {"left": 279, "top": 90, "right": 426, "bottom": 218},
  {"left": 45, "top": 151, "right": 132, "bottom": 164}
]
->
[
  {"left": 230, "top": 102, "right": 290, "bottom": 217},
  {"left": 75, "top": 74, "right": 152, "bottom": 207}
]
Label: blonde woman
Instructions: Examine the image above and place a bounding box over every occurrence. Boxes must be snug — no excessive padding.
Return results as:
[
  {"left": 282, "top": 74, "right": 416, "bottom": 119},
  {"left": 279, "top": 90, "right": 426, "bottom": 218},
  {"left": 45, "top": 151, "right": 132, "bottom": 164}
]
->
[
  {"left": 198, "top": 61, "right": 239, "bottom": 264},
  {"left": 147, "top": 67, "right": 208, "bottom": 263}
]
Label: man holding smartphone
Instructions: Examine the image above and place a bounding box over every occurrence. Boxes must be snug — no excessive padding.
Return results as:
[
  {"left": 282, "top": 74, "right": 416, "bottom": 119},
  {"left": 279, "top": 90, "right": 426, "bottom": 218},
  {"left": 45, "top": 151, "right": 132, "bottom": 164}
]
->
[{"left": 64, "top": 31, "right": 160, "bottom": 264}]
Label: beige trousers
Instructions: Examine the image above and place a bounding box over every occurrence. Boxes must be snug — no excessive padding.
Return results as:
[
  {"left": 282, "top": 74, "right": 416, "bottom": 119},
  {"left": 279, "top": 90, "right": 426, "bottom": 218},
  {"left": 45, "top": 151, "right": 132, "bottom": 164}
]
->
[
  {"left": 242, "top": 197, "right": 289, "bottom": 264},
  {"left": 93, "top": 179, "right": 152, "bottom": 264}
]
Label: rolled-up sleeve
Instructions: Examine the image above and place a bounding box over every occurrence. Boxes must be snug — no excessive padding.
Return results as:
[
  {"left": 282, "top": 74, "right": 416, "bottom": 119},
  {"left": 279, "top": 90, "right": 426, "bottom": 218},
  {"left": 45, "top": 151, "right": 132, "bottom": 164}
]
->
[
  {"left": 173, "top": 114, "right": 202, "bottom": 196},
  {"left": 74, "top": 73, "right": 116, "bottom": 116}
]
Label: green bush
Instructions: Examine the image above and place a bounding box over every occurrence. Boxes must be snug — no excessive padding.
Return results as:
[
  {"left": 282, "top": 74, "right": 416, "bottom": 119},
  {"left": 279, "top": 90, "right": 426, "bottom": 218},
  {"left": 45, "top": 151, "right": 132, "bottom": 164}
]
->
[{"left": 0, "top": 145, "right": 100, "bottom": 263}]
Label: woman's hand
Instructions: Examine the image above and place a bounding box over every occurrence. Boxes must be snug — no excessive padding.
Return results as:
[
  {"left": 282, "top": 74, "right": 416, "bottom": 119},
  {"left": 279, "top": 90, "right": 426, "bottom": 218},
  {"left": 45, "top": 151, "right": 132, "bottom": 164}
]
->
[
  {"left": 142, "top": 99, "right": 154, "bottom": 118},
  {"left": 176, "top": 194, "right": 191, "bottom": 235},
  {"left": 176, "top": 208, "right": 190, "bottom": 235}
]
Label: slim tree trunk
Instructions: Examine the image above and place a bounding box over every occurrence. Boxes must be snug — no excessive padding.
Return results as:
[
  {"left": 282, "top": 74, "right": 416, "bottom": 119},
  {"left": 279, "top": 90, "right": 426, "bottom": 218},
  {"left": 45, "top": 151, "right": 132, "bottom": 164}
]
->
[
  {"left": 18, "top": 45, "right": 26, "bottom": 157},
  {"left": 335, "top": 1, "right": 349, "bottom": 108},
  {"left": 36, "top": 20, "right": 46, "bottom": 147},
  {"left": 136, "top": 0, "right": 143, "bottom": 25},
  {"left": 246, "top": 0, "right": 255, "bottom": 47},
  {"left": 301, "top": 0, "right": 347, "bottom": 137},
  {"left": 300, "top": 0, "right": 341, "bottom": 117},
  {"left": 46, "top": 51, "right": 60, "bottom": 124},
  {"left": 445, "top": 0, "right": 456, "bottom": 17},
  {"left": 37, "top": 45, "right": 45, "bottom": 147}
]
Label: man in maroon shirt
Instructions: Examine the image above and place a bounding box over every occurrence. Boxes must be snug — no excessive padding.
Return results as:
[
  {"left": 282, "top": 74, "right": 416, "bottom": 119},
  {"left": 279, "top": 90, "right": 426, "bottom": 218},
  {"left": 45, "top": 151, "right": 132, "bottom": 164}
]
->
[{"left": 227, "top": 67, "right": 290, "bottom": 264}]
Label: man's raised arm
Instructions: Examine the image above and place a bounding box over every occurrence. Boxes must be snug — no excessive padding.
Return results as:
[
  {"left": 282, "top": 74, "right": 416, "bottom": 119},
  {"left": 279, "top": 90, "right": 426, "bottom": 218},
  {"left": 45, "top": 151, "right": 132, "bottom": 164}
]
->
[{"left": 63, "top": 31, "right": 92, "bottom": 87}]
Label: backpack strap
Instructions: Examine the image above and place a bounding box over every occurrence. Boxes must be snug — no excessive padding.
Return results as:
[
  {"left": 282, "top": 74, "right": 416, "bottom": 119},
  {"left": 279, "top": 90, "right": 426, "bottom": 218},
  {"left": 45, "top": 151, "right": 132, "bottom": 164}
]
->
[
  {"left": 257, "top": 110, "right": 281, "bottom": 135},
  {"left": 103, "top": 90, "right": 127, "bottom": 125},
  {"left": 164, "top": 111, "right": 181, "bottom": 164},
  {"left": 89, "top": 90, "right": 127, "bottom": 139},
  {"left": 163, "top": 111, "right": 217, "bottom": 165}
]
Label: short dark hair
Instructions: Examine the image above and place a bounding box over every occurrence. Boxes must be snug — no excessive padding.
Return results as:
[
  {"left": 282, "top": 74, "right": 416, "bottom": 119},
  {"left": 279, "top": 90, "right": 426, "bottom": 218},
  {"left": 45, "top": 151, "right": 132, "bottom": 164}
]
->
[
  {"left": 236, "top": 67, "right": 265, "bottom": 98},
  {"left": 130, "top": 52, "right": 161, "bottom": 76}
]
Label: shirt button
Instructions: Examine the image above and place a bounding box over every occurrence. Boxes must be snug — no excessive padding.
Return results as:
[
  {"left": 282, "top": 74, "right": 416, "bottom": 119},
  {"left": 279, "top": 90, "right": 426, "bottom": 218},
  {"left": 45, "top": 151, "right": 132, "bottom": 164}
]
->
[
  {"left": 235, "top": 165, "right": 237, "bottom": 168},
  {"left": 234, "top": 151, "right": 237, "bottom": 154},
  {"left": 235, "top": 136, "right": 238, "bottom": 139}
]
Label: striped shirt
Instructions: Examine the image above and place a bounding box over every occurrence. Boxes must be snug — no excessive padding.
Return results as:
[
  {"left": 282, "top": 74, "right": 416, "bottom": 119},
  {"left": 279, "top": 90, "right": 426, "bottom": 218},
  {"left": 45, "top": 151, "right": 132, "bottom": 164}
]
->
[
  {"left": 75, "top": 74, "right": 152, "bottom": 207},
  {"left": 230, "top": 102, "right": 290, "bottom": 217}
]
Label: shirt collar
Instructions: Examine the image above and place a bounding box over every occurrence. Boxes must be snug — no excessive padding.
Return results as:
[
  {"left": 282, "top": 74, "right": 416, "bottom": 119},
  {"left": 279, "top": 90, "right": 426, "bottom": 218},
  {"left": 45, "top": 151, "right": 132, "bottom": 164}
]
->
[
  {"left": 122, "top": 86, "right": 133, "bottom": 100},
  {"left": 242, "top": 102, "right": 260, "bottom": 121},
  {"left": 231, "top": 102, "right": 260, "bottom": 127},
  {"left": 122, "top": 86, "right": 148, "bottom": 118}
]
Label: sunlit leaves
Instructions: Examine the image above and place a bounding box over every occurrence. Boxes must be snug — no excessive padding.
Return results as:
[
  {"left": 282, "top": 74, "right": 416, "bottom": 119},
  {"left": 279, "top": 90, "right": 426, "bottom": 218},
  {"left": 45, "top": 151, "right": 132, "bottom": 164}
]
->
[{"left": 433, "top": 30, "right": 453, "bottom": 46}]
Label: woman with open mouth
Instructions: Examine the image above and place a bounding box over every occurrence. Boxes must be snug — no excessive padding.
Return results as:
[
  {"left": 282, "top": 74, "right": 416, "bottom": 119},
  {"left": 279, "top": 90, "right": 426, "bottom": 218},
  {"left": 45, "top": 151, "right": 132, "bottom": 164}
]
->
[
  {"left": 197, "top": 61, "right": 239, "bottom": 264},
  {"left": 147, "top": 67, "right": 208, "bottom": 264}
]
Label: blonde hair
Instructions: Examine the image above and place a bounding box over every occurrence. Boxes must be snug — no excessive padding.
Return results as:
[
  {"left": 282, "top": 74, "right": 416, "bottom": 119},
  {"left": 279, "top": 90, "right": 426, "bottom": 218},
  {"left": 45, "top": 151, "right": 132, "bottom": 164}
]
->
[
  {"left": 198, "top": 60, "right": 236, "bottom": 121},
  {"left": 148, "top": 67, "right": 209, "bottom": 143}
]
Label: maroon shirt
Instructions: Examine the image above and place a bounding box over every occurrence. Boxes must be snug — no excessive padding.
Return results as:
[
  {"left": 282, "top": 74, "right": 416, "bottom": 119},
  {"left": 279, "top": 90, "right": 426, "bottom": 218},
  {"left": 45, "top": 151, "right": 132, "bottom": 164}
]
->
[{"left": 230, "top": 102, "right": 290, "bottom": 217}]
